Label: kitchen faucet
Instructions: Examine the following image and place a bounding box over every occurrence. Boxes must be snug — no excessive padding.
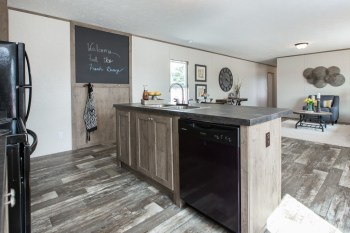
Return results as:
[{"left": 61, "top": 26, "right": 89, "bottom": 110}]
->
[{"left": 169, "top": 83, "right": 184, "bottom": 104}]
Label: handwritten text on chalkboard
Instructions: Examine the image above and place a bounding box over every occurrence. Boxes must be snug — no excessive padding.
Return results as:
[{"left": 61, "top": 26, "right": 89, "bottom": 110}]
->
[
  {"left": 87, "top": 42, "right": 125, "bottom": 75},
  {"left": 75, "top": 26, "right": 129, "bottom": 84}
]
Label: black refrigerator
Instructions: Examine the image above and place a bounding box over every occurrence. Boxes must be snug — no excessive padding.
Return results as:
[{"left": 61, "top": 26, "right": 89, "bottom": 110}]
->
[{"left": 0, "top": 41, "right": 38, "bottom": 233}]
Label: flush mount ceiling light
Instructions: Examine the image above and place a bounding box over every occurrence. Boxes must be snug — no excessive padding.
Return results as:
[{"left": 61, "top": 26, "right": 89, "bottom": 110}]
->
[{"left": 295, "top": 42, "right": 309, "bottom": 49}]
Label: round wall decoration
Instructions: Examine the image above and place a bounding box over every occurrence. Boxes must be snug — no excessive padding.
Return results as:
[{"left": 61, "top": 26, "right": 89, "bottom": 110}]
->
[
  {"left": 303, "top": 66, "right": 346, "bottom": 88},
  {"left": 219, "top": 67, "right": 233, "bottom": 92}
]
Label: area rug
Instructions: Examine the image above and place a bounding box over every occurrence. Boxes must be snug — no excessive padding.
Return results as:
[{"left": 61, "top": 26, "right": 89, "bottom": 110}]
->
[{"left": 282, "top": 120, "right": 350, "bottom": 148}]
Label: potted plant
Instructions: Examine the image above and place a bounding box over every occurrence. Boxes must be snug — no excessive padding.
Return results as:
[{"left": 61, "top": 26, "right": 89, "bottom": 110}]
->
[{"left": 304, "top": 97, "right": 316, "bottom": 111}]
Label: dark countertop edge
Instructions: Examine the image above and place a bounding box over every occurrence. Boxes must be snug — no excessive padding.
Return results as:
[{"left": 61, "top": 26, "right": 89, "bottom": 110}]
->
[{"left": 113, "top": 104, "right": 292, "bottom": 126}]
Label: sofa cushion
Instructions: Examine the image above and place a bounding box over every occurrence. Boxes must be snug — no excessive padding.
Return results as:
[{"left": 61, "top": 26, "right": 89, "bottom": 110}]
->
[
  {"left": 322, "top": 100, "right": 333, "bottom": 108},
  {"left": 320, "top": 107, "right": 331, "bottom": 112}
]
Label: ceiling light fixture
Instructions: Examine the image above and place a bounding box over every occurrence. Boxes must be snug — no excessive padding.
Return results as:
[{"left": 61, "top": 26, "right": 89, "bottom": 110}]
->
[{"left": 295, "top": 42, "right": 309, "bottom": 49}]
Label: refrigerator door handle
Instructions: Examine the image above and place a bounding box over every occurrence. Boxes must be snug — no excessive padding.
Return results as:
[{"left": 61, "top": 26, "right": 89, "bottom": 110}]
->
[
  {"left": 27, "top": 129, "right": 38, "bottom": 155},
  {"left": 24, "top": 51, "right": 32, "bottom": 123}
]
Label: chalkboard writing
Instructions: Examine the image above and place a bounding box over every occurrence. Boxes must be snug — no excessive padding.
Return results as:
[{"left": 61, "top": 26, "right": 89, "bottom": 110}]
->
[{"left": 75, "top": 26, "right": 129, "bottom": 84}]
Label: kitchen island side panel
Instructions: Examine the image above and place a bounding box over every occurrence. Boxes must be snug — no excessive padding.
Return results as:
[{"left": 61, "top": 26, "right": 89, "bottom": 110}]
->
[{"left": 240, "top": 117, "right": 281, "bottom": 233}]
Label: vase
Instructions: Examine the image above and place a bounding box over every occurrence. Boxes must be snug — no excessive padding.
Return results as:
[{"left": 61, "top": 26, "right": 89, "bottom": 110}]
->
[
  {"left": 307, "top": 103, "right": 313, "bottom": 111},
  {"left": 235, "top": 90, "right": 240, "bottom": 98}
]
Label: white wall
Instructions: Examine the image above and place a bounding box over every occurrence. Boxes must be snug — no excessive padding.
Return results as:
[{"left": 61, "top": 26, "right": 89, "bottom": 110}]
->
[
  {"left": 9, "top": 10, "right": 72, "bottom": 157},
  {"left": 277, "top": 50, "right": 350, "bottom": 123},
  {"left": 132, "top": 36, "right": 276, "bottom": 106}
]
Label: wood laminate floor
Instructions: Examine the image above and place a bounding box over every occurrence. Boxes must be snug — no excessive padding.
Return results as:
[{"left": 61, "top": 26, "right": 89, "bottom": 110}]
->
[{"left": 30, "top": 138, "right": 350, "bottom": 232}]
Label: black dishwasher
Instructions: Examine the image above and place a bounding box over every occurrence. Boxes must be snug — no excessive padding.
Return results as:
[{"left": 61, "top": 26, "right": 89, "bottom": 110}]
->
[{"left": 179, "top": 118, "right": 240, "bottom": 233}]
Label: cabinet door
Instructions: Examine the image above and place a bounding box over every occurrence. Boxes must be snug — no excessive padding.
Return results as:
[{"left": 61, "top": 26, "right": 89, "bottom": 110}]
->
[
  {"left": 135, "top": 113, "right": 152, "bottom": 177},
  {"left": 116, "top": 110, "right": 131, "bottom": 166},
  {"left": 150, "top": 115, "right": 174, "bottom": 190}
]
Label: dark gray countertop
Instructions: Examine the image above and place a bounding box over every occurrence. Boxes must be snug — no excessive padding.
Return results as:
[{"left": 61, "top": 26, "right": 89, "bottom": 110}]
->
[{"left": 113, "top": 103, "right": 292, "bottom": 126}]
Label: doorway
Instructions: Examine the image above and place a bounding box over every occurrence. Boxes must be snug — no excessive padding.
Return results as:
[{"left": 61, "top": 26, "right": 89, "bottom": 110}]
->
[{"left": 267, "top": 72, "right": 276, "bottom": 107}]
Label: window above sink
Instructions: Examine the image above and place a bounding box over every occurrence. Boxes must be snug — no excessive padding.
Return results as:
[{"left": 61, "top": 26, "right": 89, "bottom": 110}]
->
[{"left": 170, "top": 60, "right": 188, "bottom": 104}]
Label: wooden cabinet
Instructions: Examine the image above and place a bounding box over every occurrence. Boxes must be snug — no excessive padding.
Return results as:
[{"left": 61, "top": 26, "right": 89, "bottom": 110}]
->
[
  {"left": 135, "top": 113, "right": 174, "bottom": 190},
  {"left": 116, "top": 110, "right": 131, "bottom": 166},
  {"left": 115, "top": 110, "right": 174, "bottom": 190}
]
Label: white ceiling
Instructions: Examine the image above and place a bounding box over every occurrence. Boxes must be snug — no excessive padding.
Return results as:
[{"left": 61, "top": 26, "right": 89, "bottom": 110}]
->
[{"left": 8, "top": 0, "right": 350, "bottom": 66}]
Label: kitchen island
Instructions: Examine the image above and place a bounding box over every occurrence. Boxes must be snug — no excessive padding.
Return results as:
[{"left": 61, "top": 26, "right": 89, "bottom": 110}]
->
[{"left": 113, "top": 103, "right": 291, "bottom": 233}]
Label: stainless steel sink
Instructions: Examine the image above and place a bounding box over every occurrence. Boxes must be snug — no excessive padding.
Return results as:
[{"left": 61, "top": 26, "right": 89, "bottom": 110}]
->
[
  {"left": 163, "top": 105, "right": 200, "bottom": 110},
  {"left": 144, "top": 104, "right": 200, "bottom": 110},
  {"left": 144, "top": 104, "right": 174, "bottom": 108}
]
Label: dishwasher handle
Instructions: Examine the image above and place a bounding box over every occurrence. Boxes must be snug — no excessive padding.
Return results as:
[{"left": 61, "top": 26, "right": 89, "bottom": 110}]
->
[{"left": 180, "top": 119, "right": 238, "bottom": 133}]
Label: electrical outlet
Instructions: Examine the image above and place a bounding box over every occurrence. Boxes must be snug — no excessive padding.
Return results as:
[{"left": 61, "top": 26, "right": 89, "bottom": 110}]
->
[{"left": 266, "top": 132, "right": 270, "bottom": 147}]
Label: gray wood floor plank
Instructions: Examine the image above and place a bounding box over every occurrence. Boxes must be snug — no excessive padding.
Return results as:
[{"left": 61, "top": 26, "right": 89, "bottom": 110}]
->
[
  {"left": 148, "top": 208, "right": 198, "bottom": 233},
  {"left": 310, "top": 168, "right": 344, "bottom": 217},
  {"left": 30, "top": 178, "right": 64, "bottom": 198},
  {"left": 325, "top": 188, "right": 350, "bottom": 232},
  {"left": 31, "top": 188, "right": 87, "bottom": 213},
  {"left": 281, "top": 162, "right": 306, "bottom": 197},
  {"left": 295, "top": 145, "right": 341, "bottom": 172},
  {"left": 169, "top": 210, "right": 230, "bottom": 233},
  {"left": 151, "top": 192, "right": 175, "bottom": 209},
  {"left": 123, "top": 205, "right": 182, "bottom": 233},
  {"left": 339, "top": 161, "right": 350, "bottom": 188},
  {"left": 115, "top": 202, "right": 164, "bottom": 232},
  {"left": 294, "top": 169, "right": 328, "bottom": 206},
  {"left": 31, "top": 145, "right": 108, "bottom": 168},
  {"left": 31, "top": 217, "right": 52, "bottom": 233},
  {"left": 91, "top": 145, "right": 116, "bottom": 152},
  {"left": 31, "top": 191, "right": 58, "bottom": 206},
  {"left": 333, "top": 147, "right": 350, "bottom": 171}
]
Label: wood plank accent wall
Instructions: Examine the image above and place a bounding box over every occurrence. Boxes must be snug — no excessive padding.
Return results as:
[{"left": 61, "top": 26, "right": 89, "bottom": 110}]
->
[
  {"left": 240, "top": 118, "right": 281, "bottom": 233},
  {"left": 70, "top": 22, "right": 132, "bottom": 149},
  {"left": 0, "top": 0, "right": 8, "bottom": 41}
]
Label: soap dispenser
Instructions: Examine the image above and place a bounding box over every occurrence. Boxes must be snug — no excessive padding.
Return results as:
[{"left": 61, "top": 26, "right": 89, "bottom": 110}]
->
[{"left": 142, "top": 85, "right": 149, "bottom": 100}]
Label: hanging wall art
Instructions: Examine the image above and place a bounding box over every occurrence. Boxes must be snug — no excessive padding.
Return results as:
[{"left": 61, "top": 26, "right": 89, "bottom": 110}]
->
[{"left": 303, "top": 66, "right": 345, "bottom": 88}]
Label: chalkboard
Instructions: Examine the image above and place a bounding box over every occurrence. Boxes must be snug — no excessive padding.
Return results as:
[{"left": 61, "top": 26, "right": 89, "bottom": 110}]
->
[{"left": 75, "top": 26, "right": 129, "bottom": 84}]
